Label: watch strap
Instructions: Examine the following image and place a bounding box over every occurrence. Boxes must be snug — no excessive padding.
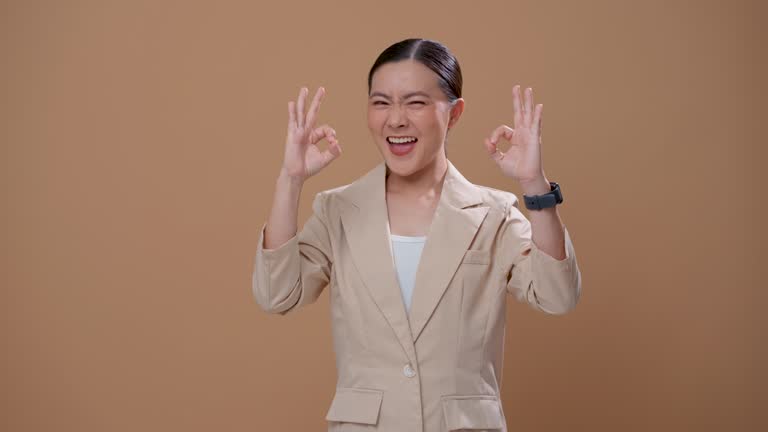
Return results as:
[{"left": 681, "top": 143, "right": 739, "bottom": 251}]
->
[{"left": 523, "top": 182, "right": 563, "bottom": 210}]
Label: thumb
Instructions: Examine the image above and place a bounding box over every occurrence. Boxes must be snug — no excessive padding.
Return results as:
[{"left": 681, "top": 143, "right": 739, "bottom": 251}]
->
[{"left": 320, "top": 141, "right": 342, "bottom": 168}]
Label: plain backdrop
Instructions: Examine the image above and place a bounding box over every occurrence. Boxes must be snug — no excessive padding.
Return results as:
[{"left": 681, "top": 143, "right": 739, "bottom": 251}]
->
[{"left": 2, "top": 0, "right": 765, "bottom": 431}]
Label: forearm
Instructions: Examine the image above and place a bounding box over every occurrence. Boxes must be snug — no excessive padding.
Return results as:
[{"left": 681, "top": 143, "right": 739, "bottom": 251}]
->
[
  {"left": 520, "top": 176, "right": 567, "bottom": 260},
  {"left": 263, "top": 168, "right": 305, "bottom": 250}
]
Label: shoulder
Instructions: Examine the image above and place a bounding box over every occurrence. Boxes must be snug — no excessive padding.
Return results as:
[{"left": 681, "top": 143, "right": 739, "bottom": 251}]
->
[
  {"left": 312, "top": 162, "right": 382, "bottom": 210},
  {"left": 471, "top": 183, "right": 521, "bottom": 213},
  {"left": 310, "top": 183, "right": 355, "bottom": 217},
  {"left": 316, "top": 183, "right": 353, "bottom": 202}
]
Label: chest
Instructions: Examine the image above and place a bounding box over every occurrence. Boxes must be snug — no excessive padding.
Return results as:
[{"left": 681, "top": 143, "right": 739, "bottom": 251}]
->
[{"left": 385, "top": 193, "right": 439, "bottom": 237}]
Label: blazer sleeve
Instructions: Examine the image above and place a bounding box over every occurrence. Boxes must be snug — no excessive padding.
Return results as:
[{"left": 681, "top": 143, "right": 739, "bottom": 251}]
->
[
  {"left": 499, "top": 194, "right": 582, "bottom": 315},
  {"left": 251, "top": 192, "right": 332, "bottom": 315}
]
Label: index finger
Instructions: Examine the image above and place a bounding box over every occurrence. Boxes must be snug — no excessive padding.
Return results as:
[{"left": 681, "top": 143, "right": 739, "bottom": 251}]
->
[{"left": 489, "top": 124, "right": 514, "bottom": 145}]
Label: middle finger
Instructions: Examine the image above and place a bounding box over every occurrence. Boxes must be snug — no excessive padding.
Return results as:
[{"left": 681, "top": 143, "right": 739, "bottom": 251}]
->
[
  {"left": 524, "top": 87, "right": 534, "bottom": 124},
  {"left": 305, "top": 87, "right": 325, "bottom": 129}
]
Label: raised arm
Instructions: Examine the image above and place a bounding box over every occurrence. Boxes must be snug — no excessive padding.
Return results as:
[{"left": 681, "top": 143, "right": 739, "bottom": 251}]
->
[
  {"left": 484, "top": 84, "right": 581, "bottom": 314},
  {"left": 253, "top": 86, "right": 342, "bottom": 315},
  {"left": 264, "top": 86, "right": 341, "bottom": 249}
]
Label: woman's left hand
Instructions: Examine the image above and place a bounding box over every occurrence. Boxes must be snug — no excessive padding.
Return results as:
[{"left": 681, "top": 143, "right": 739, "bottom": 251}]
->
[{"left": 483, "top": 85, "right": 547, "bottom": 186}]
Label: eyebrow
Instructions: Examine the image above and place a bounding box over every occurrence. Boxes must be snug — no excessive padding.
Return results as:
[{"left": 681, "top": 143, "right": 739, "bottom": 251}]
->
[{"left": 369, "top": 91, "right": 431, "bottom": 100}]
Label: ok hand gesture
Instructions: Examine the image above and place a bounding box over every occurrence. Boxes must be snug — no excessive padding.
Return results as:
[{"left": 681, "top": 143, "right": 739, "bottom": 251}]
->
[
  {"left": 282, "top": 86, "right": 342, "bottom": 182},
  {"left": 483, "top": 85, "right": 546, "bottom": 186}
]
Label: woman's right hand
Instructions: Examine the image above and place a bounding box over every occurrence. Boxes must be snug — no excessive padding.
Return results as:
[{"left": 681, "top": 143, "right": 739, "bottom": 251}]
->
[{"left": 281, "top": 86, "right": 342, "bottom": 182}]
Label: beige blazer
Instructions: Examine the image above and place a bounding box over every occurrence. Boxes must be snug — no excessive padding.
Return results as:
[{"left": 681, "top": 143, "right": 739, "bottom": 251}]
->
[{"left": 252, "top": 159, "right": 582, "bottom": 432}]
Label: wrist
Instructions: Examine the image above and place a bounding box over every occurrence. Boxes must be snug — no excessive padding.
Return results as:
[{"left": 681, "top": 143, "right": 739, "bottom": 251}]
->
[
  {"left": 520, "top": 176, "right": 550, "bottom": 195},
  {"left": 277, "top": 168, "right": 306, "bottom": 188}
]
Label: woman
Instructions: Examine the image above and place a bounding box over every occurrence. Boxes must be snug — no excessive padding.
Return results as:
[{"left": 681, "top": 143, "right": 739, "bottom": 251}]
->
[{"left": 253, "top": 38, "right": 581, "bottom": 432}]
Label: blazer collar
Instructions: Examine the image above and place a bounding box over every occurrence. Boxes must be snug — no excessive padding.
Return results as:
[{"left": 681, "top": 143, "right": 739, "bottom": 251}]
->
[
  {"left": 337, "top": 159, "right": 490, "bottom": 364},
  {"left": 338, "top": 158, "right": 484, "bottom": 210}
]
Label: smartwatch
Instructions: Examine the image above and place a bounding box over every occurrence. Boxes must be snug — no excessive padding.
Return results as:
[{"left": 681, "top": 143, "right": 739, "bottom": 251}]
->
[{"left": 523, "top": 182, "right": 563, "bottom": 210}]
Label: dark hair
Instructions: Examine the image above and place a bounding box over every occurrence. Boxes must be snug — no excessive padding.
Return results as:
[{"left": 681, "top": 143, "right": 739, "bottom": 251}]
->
[
  {"left": 368, "top": 39, "right": 463, "bottom": 156},
  {"left": 368, "top": 38, "right": 462, "bottom": 103}
]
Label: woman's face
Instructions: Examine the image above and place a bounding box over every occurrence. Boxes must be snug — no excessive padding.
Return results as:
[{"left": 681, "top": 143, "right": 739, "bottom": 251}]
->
[{"left": 367, "top": 59, "right": 463, "bottom": 177}]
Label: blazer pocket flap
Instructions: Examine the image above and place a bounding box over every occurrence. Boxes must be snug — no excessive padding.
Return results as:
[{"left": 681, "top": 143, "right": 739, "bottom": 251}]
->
[
  {"left": 325, "top": 387, "right": 384, "bottom": 425},
  {"left": 441, "top": 394, "right": 504, "bottom": 430},
  {"left": 462, "top": 249, "right": 491, "bottom": 265}
]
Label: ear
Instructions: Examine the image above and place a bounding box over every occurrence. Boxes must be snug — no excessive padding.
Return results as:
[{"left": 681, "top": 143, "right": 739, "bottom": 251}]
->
[{"left": 447, "top": 98, "right": 465, "bottom": 130}]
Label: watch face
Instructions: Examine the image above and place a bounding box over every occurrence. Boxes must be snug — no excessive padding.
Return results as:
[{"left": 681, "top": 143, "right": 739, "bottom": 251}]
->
[{"left": 549, "top": 182, "right": 563, "bottom": 203}]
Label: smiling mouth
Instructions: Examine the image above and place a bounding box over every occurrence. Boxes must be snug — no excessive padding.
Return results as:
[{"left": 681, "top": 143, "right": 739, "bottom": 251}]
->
[{"left": 386, "top": 136, "right": 418, "bottom": 144}]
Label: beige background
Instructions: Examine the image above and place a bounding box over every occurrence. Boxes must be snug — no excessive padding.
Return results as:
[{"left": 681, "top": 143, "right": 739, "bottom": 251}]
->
[{"left": 2, "top": 0, "right": 765, "bottom": 431}]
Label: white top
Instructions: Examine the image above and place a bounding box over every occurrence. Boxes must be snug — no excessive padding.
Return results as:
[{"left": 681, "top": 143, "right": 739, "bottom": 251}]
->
[{"left": 390, "top": 234, "right": 427, "bottom": 313}]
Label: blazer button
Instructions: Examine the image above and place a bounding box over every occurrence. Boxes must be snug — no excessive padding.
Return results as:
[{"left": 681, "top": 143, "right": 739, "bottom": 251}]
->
[{"left": 403, "top": 363, "right": 416, "bottom": 378}]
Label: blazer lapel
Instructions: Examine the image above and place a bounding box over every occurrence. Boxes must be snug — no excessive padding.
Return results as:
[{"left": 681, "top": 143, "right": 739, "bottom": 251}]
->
[
  {"left": 339, "top": 162, "right": 417, "bottom": 364},
  {"left": 338, "top": 159, "right": 489, "bottom": 362},
  {"left": 407, "top": 161, "right": 489, "bottom": 343}
]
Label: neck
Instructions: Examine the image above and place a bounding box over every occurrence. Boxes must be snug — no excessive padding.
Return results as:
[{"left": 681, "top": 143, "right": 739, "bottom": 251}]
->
[{"left": 385, "top": 155, "right": 449, "bottom": 200}]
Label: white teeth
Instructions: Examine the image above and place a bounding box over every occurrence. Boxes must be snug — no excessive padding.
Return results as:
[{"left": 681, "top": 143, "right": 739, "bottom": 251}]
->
[{"left": 387, "top": 136, "right": 417, "bottom": 144}]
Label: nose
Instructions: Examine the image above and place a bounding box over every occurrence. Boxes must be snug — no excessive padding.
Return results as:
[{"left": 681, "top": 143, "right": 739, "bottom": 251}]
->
[{"left": 386, "top": 104, "right": 408, "bottom": 129}]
